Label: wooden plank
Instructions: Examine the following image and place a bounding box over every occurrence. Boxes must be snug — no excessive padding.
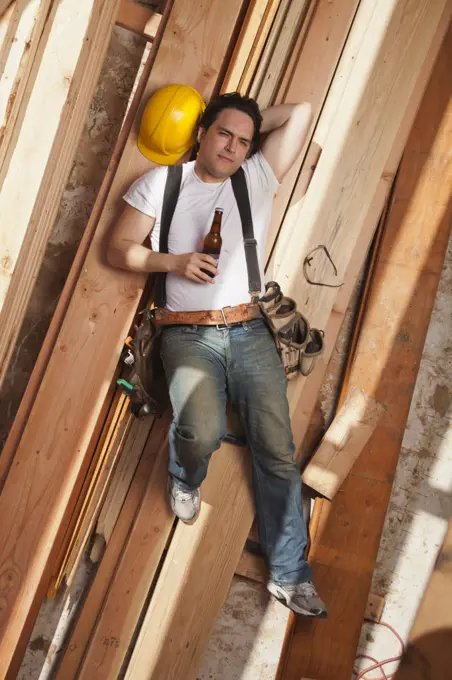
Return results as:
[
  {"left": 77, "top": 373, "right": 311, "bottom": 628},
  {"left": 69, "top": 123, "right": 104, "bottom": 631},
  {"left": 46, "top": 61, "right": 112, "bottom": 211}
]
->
[
  {"left": 63, "top": 397, "right": 132, "bottom": 589},
  {"left": 46, "top": 372, "right": 120, "bottom": 598},
  {"left": 55, "top": 418, "right": 166, "bottom": 680},
  {"left": 116, "top": 0, "right": 161, "bottom": 40},
  {"left": 302, "top": 387, "right": 386, "bottom": 499},
  {"left": 222, "top": 0, "right": 271, "bottom": 93},
  {"left": 393, "top": 522, "right": 452, "bottom": 680},
  {"left": 249, "top": 0, "right": 311, "bottom": 108},
  {"left": 247, "top": 0, "right": 291, "bottom": 102},
  {"left": 0, "top": 0, "right": 14, "bottom": 18},
  {"left": 277, "top": 21, "right": 452, "bottom": 680},
  {"left": 0, "top": 0, "right": 53, "bottom": 162},
  {"left": 95, "top": 414, "right": 154, "bottom": 543},
  {"left": 76, "top": 421, "right": 173, "bottom": 680},
  {"left": 0, "top": 0, "right": 246, "bottom": 674},
  {"left": 365, "top": 593, "right": 385, "bottom": 624},
  {"left": 263, "top": 0, "right": 360, "bottom": 262},
  {"left": 124, "top": 445, "right": 255, "bottom": 680},
  {"left": 0, "top": 0, "right": 122, "bottom": 387},
  {"left": 0, "top": 1, "right": 17, "bottom": 70},
  {"left": 235, "top": 547, "right": 267, "bottom": 583},
  {"left": 238, "top": 0, "right": 280, "bottom": 94}
]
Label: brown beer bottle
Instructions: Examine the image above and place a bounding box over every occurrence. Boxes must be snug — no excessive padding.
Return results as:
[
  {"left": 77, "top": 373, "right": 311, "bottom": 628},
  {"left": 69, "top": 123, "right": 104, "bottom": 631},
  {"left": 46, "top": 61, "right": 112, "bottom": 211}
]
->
[{"left": 202, "top": 208, "right": 223, "bottom": 277}]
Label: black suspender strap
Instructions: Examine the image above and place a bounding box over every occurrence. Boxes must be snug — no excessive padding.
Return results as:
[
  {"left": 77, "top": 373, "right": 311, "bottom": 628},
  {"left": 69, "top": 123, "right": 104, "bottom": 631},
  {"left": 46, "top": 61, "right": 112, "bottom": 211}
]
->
[
  {"left": 230, "top": 167, "right": 262, "bottom": 300},
  {"left": 154, "top": 164, "right": 183, "bottom": 308}
]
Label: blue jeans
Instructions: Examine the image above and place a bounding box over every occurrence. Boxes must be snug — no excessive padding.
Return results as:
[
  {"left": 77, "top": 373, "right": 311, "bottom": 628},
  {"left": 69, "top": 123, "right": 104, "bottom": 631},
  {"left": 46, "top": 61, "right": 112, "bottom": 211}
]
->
[{"left": 160, "top": 318, "right": 312, "bottom": 585}]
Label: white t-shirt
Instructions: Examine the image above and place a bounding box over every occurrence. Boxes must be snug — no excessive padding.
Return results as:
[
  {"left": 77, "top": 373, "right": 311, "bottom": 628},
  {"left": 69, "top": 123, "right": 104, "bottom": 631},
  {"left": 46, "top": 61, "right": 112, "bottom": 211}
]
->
[{"left": 123, "top": 152, "right": 279, "bottom": 311}]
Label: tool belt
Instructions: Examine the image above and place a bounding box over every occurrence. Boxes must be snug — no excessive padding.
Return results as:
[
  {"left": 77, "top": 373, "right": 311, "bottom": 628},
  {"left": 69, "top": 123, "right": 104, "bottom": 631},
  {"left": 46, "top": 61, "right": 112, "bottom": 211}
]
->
[
  {"left": 154, "top": 302, "right": 262, "bottom": 327},
  {"left": 259, "top": 281, "right": 324, "bottom": 378}
]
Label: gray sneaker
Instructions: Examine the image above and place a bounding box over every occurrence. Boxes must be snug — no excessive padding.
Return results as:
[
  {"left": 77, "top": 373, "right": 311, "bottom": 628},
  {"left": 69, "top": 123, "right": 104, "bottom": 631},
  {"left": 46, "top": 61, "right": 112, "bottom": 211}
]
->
[
  {"left": 267, "top": 580, "right": 328, "bottom": 618},
  {"left": 169, "top": 478, "right": 201, "bottom": 523}
]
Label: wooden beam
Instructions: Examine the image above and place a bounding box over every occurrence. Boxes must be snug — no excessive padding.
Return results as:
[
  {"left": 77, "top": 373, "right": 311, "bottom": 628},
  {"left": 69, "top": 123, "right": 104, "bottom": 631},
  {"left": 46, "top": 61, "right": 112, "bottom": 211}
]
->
[
  {"left": 95, "top": 414, "right": 154, "bottom": 542},
  {"left": 277, "top": 20, "right": 452, "bottom": 679},
  {"left": 63, "top": 397, "right": 132, "bottom": 589},
  {"left": 0, "top": 0, "right": 53, "bottom": 166},
  {"left": 302, "top": 387, "right": 386, "bottom": 499},
  {"left": 46, "top": 373, "right": 120, "bottom": 599},
  {"left": 55, "top": 418, "right": 166, "bottom": 679},
  {"left": 248, "top": 0, "right": 311, "bottom": 108},
  {"left": 263, "top": 0, "right": 360, "bottom": 262},
  {"left": 116, "top": 0, "right": 161, "bottom": 40},
  {"left": 0, "top": 0, "right": 122, "bottom": 387},
  {"left": 75, "top": 421, "right": 173, "bottom": 680},
  {"left": 222, "top": 0, "right": 272, "bottom": 93},
  {"left": 0, "top": 0, "right": 247, "bottom": 674},
  {"left": 393, "top": 522, "right": 452, "bottom": 680},
  {"left": 238, "top": 0, "right": 281, "bottom": 94},
  {"left": 247, "top": 0, "right": 291, "bottom": 103},
  {"left": 0, "top": 0, "right": 14, "bottom": 20},
  {"left": 124, "top": 445, "right": 255, "bottom": 680}
]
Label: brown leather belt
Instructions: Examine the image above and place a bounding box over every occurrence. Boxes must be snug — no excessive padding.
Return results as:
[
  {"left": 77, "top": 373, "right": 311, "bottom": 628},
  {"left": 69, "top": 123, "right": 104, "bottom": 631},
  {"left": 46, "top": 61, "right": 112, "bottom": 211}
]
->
[{"left": 154, "top": 303, "right": 262, "bottom": 327}]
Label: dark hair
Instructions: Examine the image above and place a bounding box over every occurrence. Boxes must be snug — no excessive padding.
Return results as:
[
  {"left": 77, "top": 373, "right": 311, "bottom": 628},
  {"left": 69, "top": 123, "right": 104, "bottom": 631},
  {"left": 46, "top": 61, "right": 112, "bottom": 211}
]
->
[{"left": 197, "top": 92, "right": 262, "bottom": 155}]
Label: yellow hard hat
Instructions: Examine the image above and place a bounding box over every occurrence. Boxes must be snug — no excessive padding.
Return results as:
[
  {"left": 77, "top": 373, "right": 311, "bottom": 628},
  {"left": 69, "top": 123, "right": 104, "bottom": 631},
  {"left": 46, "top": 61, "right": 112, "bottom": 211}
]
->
[{"left": 138, "top": 84, "right": 205, "bottom": 165}]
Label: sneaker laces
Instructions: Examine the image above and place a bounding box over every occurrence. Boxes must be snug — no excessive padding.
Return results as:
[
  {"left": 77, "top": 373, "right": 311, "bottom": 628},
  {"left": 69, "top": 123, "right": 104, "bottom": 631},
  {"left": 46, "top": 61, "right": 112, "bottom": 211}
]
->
[{"left": 174, "top": 487, "right": 196, "bottom": 503}]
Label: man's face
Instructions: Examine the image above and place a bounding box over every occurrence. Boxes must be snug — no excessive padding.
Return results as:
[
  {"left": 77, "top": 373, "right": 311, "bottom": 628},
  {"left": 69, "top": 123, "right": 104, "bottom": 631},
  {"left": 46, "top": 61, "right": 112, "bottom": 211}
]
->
[{"left": 196, "top": 108, "right": 254, "bottom": 180}]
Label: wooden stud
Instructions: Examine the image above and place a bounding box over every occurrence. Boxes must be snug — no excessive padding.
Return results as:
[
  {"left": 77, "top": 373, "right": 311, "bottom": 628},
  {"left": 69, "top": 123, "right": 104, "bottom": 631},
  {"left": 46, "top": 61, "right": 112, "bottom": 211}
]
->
[
  {"left": 0, "top": 0, "right": 53, "bottom": 166},
  {"left": 263, "top": 0, "right": 360, "bottom": 262},
  {"left": 235, "top": 547, "right": 267, "bottom": 584},
  {"left": 63, "top": 398, "right": 132, "bottom": 590},
  {"left": 55, "top": 418, "right": 166, "bottom": 680},
  {"left": 302, "top": 387, "right": 386, "bottom": 499},
  {"left": 238, "top": 0, "right": 281, "bottom": 95},
  {"left": 249, "top": 0, "right": 311, "bottom": 108},
  {"left": 116, "top": 0, "right": 161, "bottom": 40},
  {"left": 0, "top": 0, "right": 248, "bottom": 673},
  {"left": 95, "top": 414, "right": 154, "bottom": 543},
  {"left": 76, "top": 420, "right": 173, "bottom": 680},
  {"left": 0, "top": 0, "right": 14, "bottom": 18},
  {"left": 222, "top": 0, "right": 272, "bottom": 93}
]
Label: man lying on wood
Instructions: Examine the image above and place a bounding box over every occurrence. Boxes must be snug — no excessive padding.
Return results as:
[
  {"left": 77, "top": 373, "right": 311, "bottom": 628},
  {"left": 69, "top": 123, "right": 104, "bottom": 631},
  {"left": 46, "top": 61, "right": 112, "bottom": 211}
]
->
[{"left": 107, "top": 87, "right": 327, "bottom": 618}]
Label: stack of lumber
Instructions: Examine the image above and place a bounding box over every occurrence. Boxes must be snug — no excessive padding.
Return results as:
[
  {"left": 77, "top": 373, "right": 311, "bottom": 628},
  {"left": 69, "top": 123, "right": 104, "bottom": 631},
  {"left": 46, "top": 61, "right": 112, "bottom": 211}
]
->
[
  {"left": 0, "top": 0, "right": 450, "bottom": 678},
  {"left": 277, "top": 19, "right": 452, "bottom": 679},
  {"left": 0, "top": 0, "right": 124, "bottom": 392}
]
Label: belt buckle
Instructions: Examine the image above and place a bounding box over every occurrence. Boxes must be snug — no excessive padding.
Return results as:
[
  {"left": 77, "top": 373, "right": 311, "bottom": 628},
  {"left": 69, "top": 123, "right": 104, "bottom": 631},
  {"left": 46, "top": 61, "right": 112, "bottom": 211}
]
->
[{"left": 216, "top": 306, "right": 231, "bottom": 330}]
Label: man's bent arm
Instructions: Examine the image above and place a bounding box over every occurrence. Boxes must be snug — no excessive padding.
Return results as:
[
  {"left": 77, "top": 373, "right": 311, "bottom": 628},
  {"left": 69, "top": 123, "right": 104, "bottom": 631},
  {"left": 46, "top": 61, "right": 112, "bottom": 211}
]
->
[
  {"left": 107, "top": 204, "right": 217, "bottom": 283},
  {"left": 260, "top": 102, "right": 312, "bottom": 181},
  {"left": 107, "top": 204, "right": 174, "bottom": 273}
]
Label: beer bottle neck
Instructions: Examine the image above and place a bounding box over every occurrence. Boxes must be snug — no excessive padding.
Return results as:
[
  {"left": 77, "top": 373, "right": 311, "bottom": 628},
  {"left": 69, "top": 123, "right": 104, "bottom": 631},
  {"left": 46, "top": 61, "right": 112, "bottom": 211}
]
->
[{"left": 210, "top": 208, "right": 223, "bottom": 234}]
